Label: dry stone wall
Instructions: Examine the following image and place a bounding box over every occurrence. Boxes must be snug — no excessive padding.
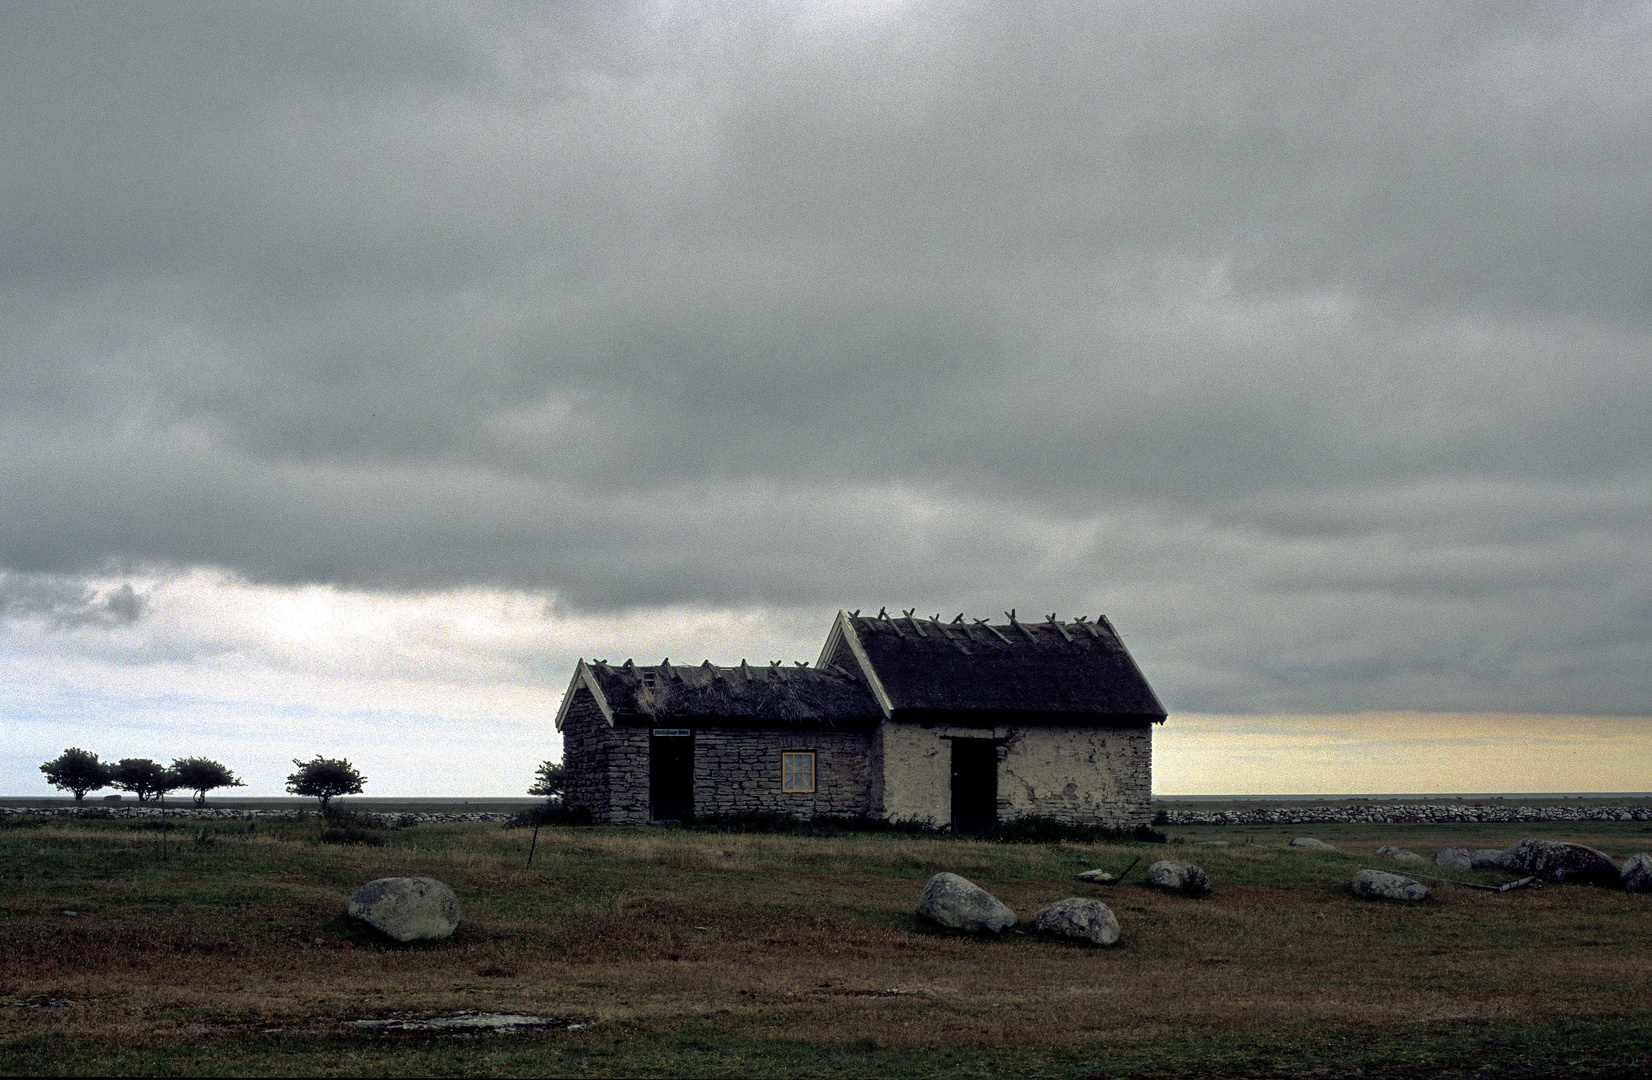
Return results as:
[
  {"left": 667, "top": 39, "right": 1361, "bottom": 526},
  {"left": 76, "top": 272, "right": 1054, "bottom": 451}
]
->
[
  {"left": 1161, "top": 803, "right": 1652, "bottom": 825},
  {"left": 693, "top": 727, "right": 872, "bottom": 817}
]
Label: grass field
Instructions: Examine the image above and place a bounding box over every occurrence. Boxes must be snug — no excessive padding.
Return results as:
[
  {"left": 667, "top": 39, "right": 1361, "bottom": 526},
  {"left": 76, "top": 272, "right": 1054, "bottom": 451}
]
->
[{"left": 2, "top": 812, "right": 1651, "bottom": 1077}]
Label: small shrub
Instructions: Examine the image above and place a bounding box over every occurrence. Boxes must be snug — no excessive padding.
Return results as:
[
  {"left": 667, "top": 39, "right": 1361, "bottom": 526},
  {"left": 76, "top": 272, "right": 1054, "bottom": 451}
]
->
[{"left": 503, "top": 803, "right": 593, "bottom": 829}]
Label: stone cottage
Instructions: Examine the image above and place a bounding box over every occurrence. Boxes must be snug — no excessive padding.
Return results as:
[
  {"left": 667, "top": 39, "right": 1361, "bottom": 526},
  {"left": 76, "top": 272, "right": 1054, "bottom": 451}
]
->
[{"left": 554, "top": 609, "right": 1167, "bottom": 830}]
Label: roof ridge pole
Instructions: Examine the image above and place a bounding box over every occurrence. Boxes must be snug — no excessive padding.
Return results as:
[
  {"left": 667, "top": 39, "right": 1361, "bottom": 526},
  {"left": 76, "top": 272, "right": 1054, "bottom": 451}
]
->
[
  {"left": 1047, "top": 613, "right": 1074, "bottom": 643},
  {"left": 661, "top": 658, "right": 674, "bottom": 681},
  {"left": 902, "top": 608, "right": 927, "bottom": 638},
  {"left": 974, "top": 618, "right": 1012, "bottom": 644},
  {"left": 1007, "top": 609, "right": 1038, "bottom": 642},
  {"left": 1073, "top": 616, "right": 1102, "bottom": 638},
  {"left": 741, "top": 659, "right": 752, "bottom": 682}
]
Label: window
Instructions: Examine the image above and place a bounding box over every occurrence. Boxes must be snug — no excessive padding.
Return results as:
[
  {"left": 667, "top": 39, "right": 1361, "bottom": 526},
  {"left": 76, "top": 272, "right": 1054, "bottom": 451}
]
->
[{"left": 781, "top": 751, "right": 816, "bottom": 793}]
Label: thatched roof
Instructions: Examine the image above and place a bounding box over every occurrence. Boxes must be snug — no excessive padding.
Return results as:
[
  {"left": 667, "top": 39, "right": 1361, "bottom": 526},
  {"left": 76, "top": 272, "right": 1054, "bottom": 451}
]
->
[
  {"left": 556, "top": 657, "right": 883, "bottom": 730},
  {"left": 554, "top": 609, "right": 1167, "bottom": 731},
  {"left": 819, "top": 610, "right": 1166, "bottom": 722}
]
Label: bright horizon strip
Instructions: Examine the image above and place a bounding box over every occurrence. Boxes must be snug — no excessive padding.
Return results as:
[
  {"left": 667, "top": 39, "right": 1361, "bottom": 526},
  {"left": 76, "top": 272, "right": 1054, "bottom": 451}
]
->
[
  {"left": 7, "top": 704, "right": 1652, "bottom": 799},
  {"left": 1154, "top": 713, "right": 1652, "bottom": 797}
]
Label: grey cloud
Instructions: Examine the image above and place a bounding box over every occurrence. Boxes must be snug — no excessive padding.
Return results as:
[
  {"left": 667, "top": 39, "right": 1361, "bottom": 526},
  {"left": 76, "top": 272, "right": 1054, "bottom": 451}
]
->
[
  {"left": 0, "top": 573, "right": 147, "bottom": 629},
  {"left": 1, "top": 1, "right": 1649, "bottom": 714}
]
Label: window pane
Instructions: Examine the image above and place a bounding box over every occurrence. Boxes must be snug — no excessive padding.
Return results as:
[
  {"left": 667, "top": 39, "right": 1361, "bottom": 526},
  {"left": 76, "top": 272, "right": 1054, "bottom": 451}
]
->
[{"left": 782, "top": 752, "right": 815, "bottom": 793}]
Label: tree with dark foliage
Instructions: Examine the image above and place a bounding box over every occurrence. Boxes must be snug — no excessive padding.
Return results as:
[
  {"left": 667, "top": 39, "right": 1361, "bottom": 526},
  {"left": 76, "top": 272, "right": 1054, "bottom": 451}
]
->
[
  {"left": 40, "top": 748, "right": 111, "bottom": 801},
  {"left": 528, "top": 760, "right": 565, "bottom": 800},
  {"left": 170, "top": 758, "right": 245, "bottom": 806},
  {"left": 110, "top": 758, "right": 182, "bottom": 802},
  {"left": 285, "top": 756, "right": 365, "bottom": 813}
]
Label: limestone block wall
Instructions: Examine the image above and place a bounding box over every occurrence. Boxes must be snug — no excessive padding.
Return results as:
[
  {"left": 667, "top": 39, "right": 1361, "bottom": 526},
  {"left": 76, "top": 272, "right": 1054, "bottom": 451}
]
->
[
  {"left": 876, "top": 719, "right": 1154, "bottom": 828},
  {"left": 694, "top": 727, "right": 872, "bottom": 818},
  {"left": 603, "top": 727, "right": 651, "bottom": 824},
  {"left": 560, "top": 690, "right": 610, "bottom": 819},
  {"left": 999, "top": 724, "right": 1152, "bottom": 827},
  {"left": 559, "top": 689, "right": 650, "bottom": 824}
]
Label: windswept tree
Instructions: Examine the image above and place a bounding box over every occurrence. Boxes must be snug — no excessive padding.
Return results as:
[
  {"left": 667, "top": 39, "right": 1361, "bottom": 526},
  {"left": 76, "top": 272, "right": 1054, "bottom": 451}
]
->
[
  {"left": 285, "top": 756, "right": 365, "bottom": 814},
  {"left": 110, "top": 759, "right": 182, "bottom": 803},
  {"left": 528, "top": 760, "right": 564, "bottom": 801},
  {"left": 40, "top": 748, "right": 111, "bottom": 801},
  {"left": 170, "top": 758, "right": 245, "bottom": 807}
]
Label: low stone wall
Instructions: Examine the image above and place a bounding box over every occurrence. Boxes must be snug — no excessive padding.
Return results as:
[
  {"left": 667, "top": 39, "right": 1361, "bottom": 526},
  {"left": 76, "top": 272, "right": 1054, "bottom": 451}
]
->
[
  {"left": 0, "top": 807, "right": 517, "bottom": 825},
  {"left": 1160, "top": 804, "right": 1652, "bottom": 825}
]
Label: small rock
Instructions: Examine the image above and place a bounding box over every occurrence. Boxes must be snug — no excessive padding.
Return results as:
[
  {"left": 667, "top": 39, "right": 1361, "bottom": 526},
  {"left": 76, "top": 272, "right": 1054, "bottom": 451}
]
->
[
  {"left": 1290, "top": 838, "right": 1334, "bottom": 849},
  {"left": 1350, "top": 869, "right": 1431, "bottom": 902},
  {"left": 1498, "top": 840, "right": 1620, "bottom": 886},
  {"left": 697, "top": 848, "right": 727, "bottom": 858},
  {"left": 915, "top": 872, "right": 1017, "bottom": 935},
  {"left": 1034, "top": 897, "right": 1120, "bottom": 945},
  {"left": 1619, "top": 853, "right": 1652, "bottom": 892},
  {"left": 1144, "top": 859, "right": 1212, "bottom": 896},
  {"left": 1375, "top": 845, "right": 1427, "bottom": 863},
  {"left": 1195, "top": 840, "right": 1229, "bottom": 846},
  {"left": 1074, "top": 868, "right": 1116, "bottom": 884},
  {"left": 347, "top": 877, "right": 461, "bottom": 942},
  {"left": 60, "top": 910, "right": 78, "bottom": 918},
  {"left": 1470, "top": 848, "right": 1507, "bottom": 870},
  {"left": 1433, "top": 848, "right": 1472, "bottom": 869}
]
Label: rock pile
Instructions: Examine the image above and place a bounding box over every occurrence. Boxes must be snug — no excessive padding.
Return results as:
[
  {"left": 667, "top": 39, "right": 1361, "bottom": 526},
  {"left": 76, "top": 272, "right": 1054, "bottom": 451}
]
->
[{"left": 1161, "top": 804, "right": 1652, "bottom": 826}]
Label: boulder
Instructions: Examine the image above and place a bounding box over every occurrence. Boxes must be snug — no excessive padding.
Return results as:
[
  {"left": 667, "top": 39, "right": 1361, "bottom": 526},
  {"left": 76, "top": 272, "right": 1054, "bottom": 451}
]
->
[
  {"left": 915, "top": 872, "right": 1017, "bottom": 935},
  {"left": 1433, "top": 847, "right": 1472, "bottom": 869},
  {"left": 1470, "top": 849, "right": 1508, "bottom": 870},
  {"left": 1350, "top": 869, "right": 1431, "bottom": 902},
  {"left": 1144, "top": 859, "right": 1211, "bottom": 896},
  {"left": 1375, "top": 845, "right": 1427, "bottom": 863},
  {"left": 1290, "top": 838, "right": 1333, "bottom": 849},
  {"left": 1497, "top": 839, "right": 1620, "bottom": 886},
  {"left": 1074, "top": 868, "right": 1116, "bottom": 884},
  {"left": 1034, "top": 897, "right": 1120, "bottom": 945},
  {"left": 347, "top": 877, "right": 461, "bottom": 942},
  {"left": 1617, "top": 853, "right": 1652, "bottom": 892}
]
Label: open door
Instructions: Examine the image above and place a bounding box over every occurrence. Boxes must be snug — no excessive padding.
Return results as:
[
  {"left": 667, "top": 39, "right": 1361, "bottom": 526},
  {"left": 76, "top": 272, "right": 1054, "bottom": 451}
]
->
[
  {"left": 950, "top": 738, "right": 998, "bottom": 834},
  {"left": 650, "top": 729, "right": 694, "bottom": 822}
]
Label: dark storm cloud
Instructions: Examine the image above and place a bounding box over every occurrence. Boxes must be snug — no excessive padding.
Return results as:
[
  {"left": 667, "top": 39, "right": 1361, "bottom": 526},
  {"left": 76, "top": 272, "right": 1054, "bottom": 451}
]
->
[{"left": 1, "top": 1, "right": 1648, "bottom": 713}]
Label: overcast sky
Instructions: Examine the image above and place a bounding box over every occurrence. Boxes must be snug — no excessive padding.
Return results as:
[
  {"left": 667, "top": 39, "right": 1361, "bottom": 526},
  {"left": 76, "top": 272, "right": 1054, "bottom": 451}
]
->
[{"left": 3, "top": 1, "right": 1650, "bottom": 797}]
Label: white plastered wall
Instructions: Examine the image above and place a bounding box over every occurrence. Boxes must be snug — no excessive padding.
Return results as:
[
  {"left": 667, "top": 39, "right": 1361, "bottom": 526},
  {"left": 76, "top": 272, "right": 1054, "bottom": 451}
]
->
[{"left": 876, "top": 720, "right": 1153, "bottom": 827}]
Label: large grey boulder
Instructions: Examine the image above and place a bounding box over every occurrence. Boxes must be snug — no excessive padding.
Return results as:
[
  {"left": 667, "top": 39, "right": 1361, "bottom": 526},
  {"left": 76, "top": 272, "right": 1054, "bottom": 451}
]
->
[
  {"left": 1144, "top": 859, "right": 1211, "bottom": 896},
  {"left": 1498, "top": 839, "right": 1620, "bottom": 886},
  {"left": 347, "top": 877, "right": 461, "bottom": 942},
  {"left": 1350, "top": 869, "right": 1431, "bottom": 902},
  {"left": 1035, "top": 897, "right": 1121, "bottom": 945},
  {"left": 1375, "top": 845, "right": 1427, "bottom": 864},
  {"left": 1618, "top": 853, "right": 1652, "bottom": 892},
  {"left": 1290, "top": 837, "right": 1334, "bottom": 849},
  {"left": 916, "top": 872, "right": 1017, "bottom": 935},
  {"left": 1433, "top": 847, "right": 1472, "bottom": 869}
]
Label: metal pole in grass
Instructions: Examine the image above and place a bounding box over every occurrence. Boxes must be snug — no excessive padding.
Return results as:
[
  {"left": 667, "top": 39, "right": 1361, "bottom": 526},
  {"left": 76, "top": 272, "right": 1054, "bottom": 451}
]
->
[
  {"left": 527, "top": 806, "right": 543, "bottom": 866},
  {"left": 160, "top": 790, "right": 167, "bottom": 860}
]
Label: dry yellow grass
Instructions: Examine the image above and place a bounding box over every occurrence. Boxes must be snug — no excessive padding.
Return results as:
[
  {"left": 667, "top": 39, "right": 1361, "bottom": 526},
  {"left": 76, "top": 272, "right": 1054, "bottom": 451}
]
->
[{"left": 2, "top": 817, "right": 1650, "bottom": 1075}]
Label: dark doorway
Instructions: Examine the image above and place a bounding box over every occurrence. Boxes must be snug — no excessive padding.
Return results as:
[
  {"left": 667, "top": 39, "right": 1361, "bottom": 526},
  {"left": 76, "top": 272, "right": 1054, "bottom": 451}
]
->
[
  {"left": 650, "top": 730, "right": 694, "bottom": 822},
  {"left": 950, "top": 738, "right": 998, "bottom": 834}
]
